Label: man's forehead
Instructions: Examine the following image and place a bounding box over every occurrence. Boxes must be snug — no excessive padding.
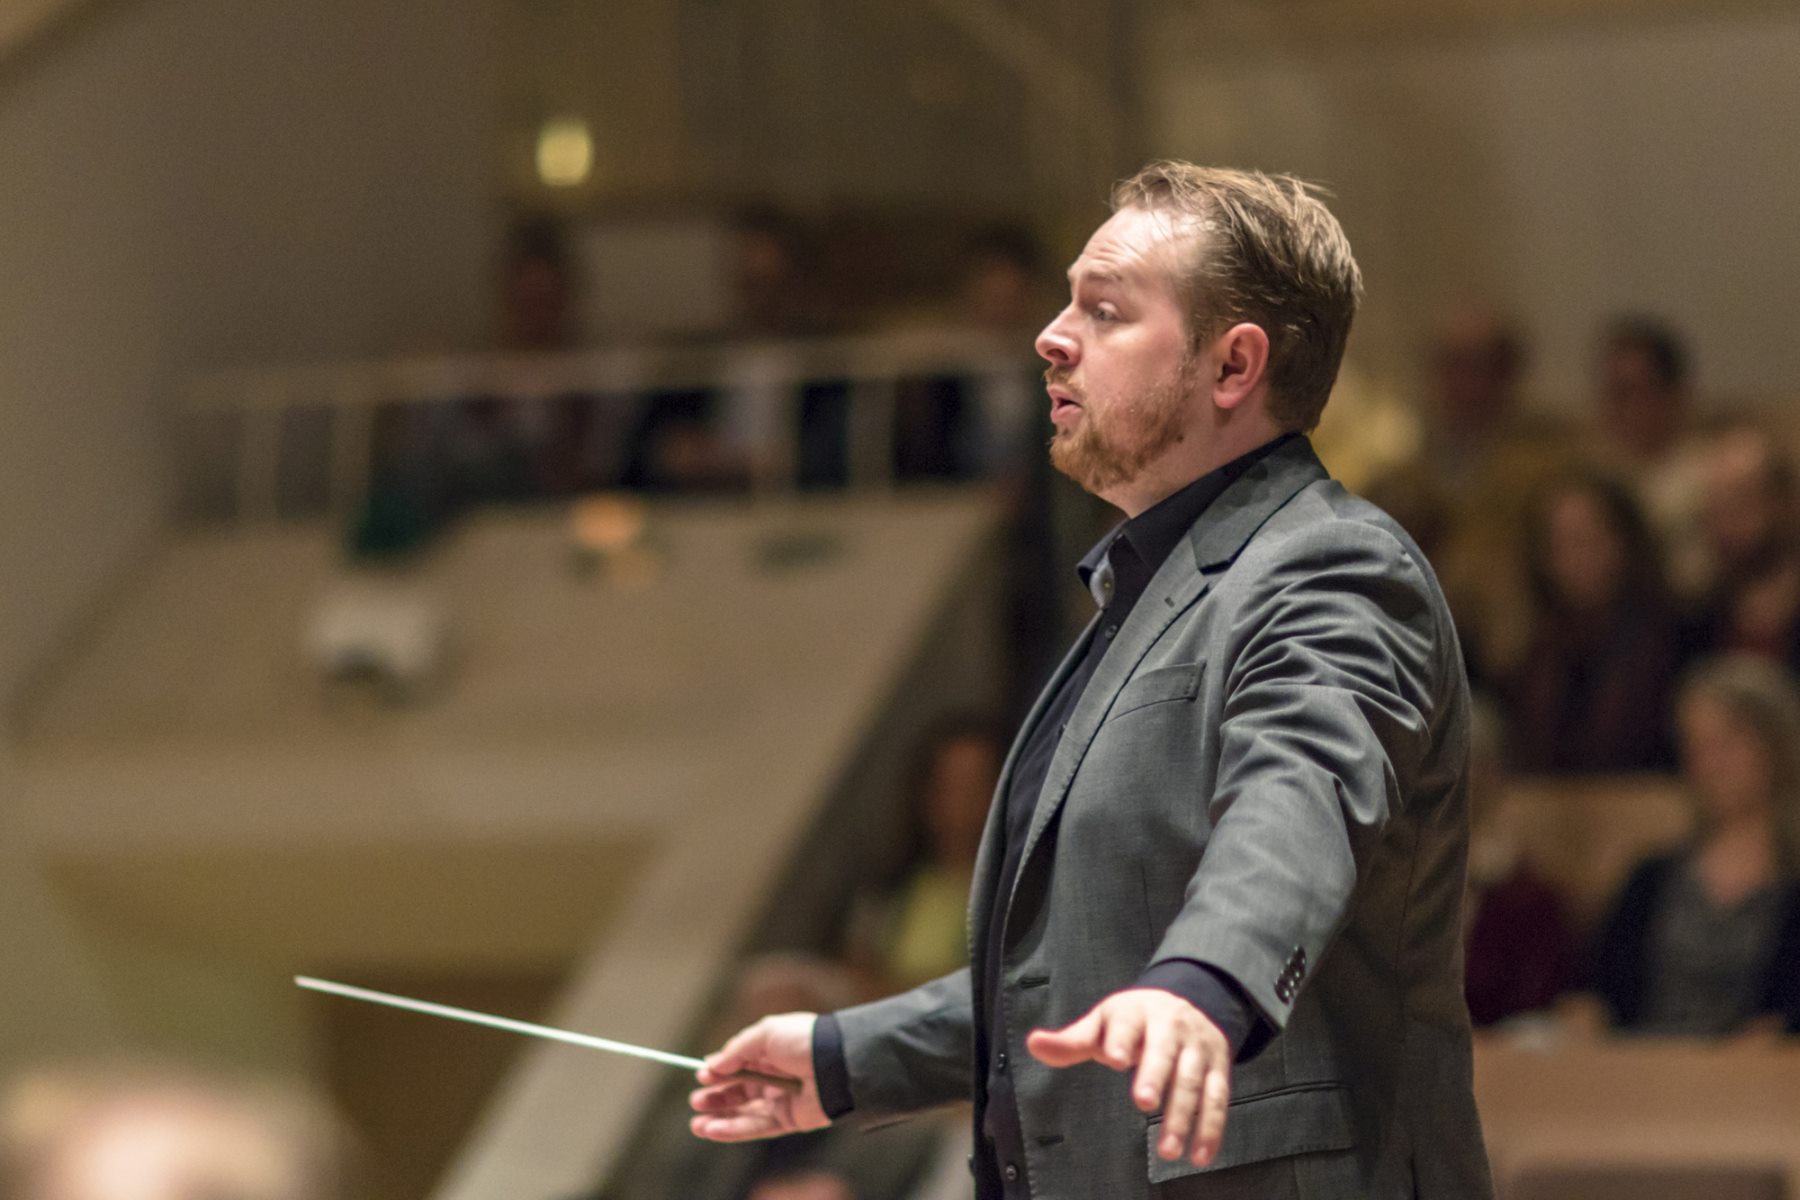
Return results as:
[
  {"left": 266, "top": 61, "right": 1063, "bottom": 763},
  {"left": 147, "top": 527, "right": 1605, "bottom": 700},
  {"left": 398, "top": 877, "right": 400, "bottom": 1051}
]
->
[{"left": 1067, "top": 207, "right": 1204, "bottom": 288}]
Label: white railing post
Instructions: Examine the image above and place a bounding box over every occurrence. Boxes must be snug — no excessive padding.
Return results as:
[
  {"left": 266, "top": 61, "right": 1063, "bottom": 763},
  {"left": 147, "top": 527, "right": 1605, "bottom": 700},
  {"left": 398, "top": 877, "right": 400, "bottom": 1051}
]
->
[
  {"left": 847, "top": 373, "right": 898, "bottom": 492},
  {"left": 328, "top": 402, "right": 374, "bottom": 519},
  {"left": 237, "top": 392, "right": 283, "bottom": 523}
]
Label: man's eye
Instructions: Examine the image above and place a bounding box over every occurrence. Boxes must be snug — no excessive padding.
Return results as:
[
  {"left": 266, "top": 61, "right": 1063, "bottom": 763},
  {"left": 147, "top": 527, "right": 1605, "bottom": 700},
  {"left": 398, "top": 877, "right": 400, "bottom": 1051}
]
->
[{"left": 1092, "top": 306, "right": 1118, "bottom": 322}]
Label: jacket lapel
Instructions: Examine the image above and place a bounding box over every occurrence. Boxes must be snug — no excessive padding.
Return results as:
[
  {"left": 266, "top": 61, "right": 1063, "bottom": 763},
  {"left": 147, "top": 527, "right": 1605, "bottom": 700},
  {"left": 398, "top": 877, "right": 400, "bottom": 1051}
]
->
[
  {"left": 967, "top": 612, "right": 1099, "bottom": 954},
  {"left": 1004, "top": 438, "right": 1330, "bottom": 917},
  {"left": 1185, "top": 436, "right": 1331, "bottom": 572}
]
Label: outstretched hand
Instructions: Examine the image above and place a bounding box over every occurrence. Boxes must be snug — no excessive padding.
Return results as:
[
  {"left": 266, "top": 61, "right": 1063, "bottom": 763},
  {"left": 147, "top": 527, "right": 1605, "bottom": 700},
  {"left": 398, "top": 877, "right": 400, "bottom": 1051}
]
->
[
  {"left": 690, "top": 1013, "right": 829, "bottom": 1143},
  {"left": 1027, "top": 988, "right": 1232, "bottom": 1167}
]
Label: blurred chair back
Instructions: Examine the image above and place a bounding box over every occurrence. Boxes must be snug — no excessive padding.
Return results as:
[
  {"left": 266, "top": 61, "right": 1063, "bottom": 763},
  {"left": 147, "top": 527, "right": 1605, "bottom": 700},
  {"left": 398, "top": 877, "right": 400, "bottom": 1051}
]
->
[{"left": 1476, "top": 1039, "right": 1800, "bottom": 1200}]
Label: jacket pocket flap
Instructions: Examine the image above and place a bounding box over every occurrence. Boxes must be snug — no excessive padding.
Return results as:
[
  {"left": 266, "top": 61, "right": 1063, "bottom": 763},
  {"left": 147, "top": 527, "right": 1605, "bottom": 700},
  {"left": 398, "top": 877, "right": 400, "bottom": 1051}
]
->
[
  {"left": 1145, "top": 1081, "right": 1354, "bottom": 1182},
  {"left": 1111, "top": 661, "right": 1205, "bottom": 720}
]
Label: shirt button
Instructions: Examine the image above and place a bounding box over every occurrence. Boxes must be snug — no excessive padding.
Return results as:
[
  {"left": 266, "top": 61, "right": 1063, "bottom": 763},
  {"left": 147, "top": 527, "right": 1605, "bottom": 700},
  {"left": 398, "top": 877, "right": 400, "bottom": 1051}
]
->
[
  {"left": 1004, "top": 1163, "right": 1021, "bottom": 1183},
  {"left": 1104, "top": 623, "right": 1118, "bottom": 639},
  {"left": 995, "top": 1051, "right": 1008, "bottom": 1072}
]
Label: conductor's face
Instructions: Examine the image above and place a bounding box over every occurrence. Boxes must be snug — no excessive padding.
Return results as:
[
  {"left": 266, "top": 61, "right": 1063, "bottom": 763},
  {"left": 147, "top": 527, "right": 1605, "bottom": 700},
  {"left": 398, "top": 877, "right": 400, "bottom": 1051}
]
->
[{"left": 1036, "top": 206, "right": 1202, "bottom": 499}]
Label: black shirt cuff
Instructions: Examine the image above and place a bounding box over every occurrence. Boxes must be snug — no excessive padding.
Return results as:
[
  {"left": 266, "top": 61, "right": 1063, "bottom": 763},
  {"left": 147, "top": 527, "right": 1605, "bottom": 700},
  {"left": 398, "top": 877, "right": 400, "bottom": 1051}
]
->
[
  {"left": 1135, "top": 959, "right": 1271, "bottom": 1062},
  {"left": 811, "top": 1012, "right": 855, "bottom": 1119}
]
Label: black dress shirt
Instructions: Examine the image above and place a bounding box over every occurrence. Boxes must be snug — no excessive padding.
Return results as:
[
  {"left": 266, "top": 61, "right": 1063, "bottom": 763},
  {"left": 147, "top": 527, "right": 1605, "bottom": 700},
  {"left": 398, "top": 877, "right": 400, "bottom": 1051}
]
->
[{"left": 812, "top": 437, "right": 1295, "bottom": 1177}]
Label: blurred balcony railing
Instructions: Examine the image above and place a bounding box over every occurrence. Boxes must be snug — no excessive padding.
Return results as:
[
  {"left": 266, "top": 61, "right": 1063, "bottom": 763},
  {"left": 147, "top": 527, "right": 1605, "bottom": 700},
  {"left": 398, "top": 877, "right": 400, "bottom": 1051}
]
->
[{"left": 178, "top": 330, "right": 1044, "bottom": 524}]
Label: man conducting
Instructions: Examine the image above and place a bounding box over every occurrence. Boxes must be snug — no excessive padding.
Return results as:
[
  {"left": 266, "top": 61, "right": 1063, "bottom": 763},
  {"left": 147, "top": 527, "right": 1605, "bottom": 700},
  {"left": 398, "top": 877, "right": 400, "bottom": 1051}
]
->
[{"left": 691, "top": 161, "right": 1493, "bottom": 1200}]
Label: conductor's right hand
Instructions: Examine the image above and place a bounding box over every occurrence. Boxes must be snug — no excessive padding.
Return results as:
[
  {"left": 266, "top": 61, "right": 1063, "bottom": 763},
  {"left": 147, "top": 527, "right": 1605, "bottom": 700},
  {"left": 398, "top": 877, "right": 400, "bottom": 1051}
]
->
[{"left": 690, "top": 1012, "right": 829, "bottom": 1142}]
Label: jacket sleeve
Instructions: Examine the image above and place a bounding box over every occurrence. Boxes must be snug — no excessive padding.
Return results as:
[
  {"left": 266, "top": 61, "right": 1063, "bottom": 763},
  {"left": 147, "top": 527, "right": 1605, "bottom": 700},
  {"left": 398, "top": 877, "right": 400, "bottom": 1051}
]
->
[
  {"left": 830, "top": 967, "right": 974, "bottom": 1116},
  {"left": 1148, "top": 519, "right": 1449, "bottom": 1032}
]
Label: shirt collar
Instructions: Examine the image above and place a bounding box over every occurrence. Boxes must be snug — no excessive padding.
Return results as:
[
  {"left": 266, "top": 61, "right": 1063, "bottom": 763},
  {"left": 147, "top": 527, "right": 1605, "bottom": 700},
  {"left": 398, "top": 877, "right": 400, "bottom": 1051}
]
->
[{"left": 1076, "top": 433, "right": 1299, "bottom": 609}]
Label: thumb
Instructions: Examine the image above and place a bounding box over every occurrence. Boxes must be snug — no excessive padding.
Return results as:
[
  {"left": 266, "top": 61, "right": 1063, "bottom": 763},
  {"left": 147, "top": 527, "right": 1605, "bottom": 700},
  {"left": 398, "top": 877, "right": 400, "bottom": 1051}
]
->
[
  {"left": 702, "top": 1021, "right": 767, "bottom": 1083},
  {"left": 1027, "top": 1007, "right": 1106, "bottom": 1067}
]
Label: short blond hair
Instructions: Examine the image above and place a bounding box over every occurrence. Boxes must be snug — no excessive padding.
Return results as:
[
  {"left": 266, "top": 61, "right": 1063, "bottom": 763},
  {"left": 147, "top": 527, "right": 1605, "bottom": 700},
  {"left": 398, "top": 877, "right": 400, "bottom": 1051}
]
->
[
  {"left": 1679, "top": 654, "right": 1800, "bottom": 872},
  {"left": 1111, "top": 161, "right": 1363, "bottom": 432}
]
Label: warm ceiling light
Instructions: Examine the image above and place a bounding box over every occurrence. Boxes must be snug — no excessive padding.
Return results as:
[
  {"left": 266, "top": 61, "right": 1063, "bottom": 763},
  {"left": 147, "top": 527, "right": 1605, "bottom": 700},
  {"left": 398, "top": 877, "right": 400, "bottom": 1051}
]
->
[{"left": 536, "top": 117, "right": 594, "bottom": 188}]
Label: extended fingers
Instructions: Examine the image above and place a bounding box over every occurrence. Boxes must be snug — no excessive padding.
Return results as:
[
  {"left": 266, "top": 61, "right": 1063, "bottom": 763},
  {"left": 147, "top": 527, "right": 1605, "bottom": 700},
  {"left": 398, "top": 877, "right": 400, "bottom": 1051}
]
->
[
  {"left": 690, "top": 1080, "right": 757, "bottom": 1112},
  {"left": 1189, "top": 1063, "right": 1232, "bottom": 1166},
  {"left": 688, "top": 1081, "right": 801, "bottom": 1143},
  {"left": 689, "top": 1106, "right": 782, "bottom": 1143},
  {"left": 1155, "top": 1045, "right": 1208, "bottom": 1160},
  {"left": 1133, "top": 1022, "right": 1178, "bottom": 1111}
]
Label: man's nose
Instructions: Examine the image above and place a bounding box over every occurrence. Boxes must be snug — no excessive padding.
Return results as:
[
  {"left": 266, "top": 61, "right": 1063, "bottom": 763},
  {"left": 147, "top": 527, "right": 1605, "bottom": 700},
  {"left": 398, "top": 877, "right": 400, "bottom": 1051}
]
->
[{"left": 1036, "top": 311, "right": 1077, "bottom": 367}]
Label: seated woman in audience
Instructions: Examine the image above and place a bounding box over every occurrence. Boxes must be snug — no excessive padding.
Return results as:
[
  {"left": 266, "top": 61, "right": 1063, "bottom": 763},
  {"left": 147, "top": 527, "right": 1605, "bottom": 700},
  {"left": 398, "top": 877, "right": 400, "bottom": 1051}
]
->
[
  {"left": 1505, "top": 471, "right": 1682, "bottom": 773},
  {"left": 1591, "top": 654, "right": 1800, "bottom": 1035},
  {"left": 733, "top": 714, "right": 1002, "bottom": 1019},
  {"left": 705, "top": 718, "right": 1000, "bottom": 1200}
]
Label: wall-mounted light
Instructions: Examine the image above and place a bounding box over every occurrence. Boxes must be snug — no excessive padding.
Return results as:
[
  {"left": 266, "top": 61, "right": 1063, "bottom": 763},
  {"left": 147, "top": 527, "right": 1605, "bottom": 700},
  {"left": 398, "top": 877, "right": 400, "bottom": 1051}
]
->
[{"left": 536, "top": 117, "right": 594, "bottom": 188}]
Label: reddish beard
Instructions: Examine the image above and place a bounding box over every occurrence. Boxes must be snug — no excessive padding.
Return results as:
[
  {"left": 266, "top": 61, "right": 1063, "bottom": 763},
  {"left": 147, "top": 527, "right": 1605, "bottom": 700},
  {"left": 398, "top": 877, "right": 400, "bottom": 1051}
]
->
[{"left": 1046, "top": 361, "right": 1195, "bottom": 495}]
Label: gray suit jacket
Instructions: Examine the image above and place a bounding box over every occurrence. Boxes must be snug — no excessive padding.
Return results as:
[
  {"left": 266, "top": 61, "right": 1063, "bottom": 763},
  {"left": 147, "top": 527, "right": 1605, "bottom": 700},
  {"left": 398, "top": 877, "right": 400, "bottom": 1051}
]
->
[{"left": 834, "top": 438, "right": 1494, "bottom": 1199}]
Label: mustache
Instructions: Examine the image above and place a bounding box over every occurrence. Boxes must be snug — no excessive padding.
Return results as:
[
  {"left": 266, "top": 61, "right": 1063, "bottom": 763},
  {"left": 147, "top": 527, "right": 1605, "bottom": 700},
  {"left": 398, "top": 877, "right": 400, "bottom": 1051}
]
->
[{"left": 1043, "top": 366, "right": 1076, "bottom": 393}]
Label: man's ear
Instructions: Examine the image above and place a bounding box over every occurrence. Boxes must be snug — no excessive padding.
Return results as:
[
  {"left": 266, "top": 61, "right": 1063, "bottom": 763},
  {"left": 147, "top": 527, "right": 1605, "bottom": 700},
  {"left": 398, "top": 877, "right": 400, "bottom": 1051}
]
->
[{"left": 1211, "top": 323, "right": 1271, "bottom": 412}]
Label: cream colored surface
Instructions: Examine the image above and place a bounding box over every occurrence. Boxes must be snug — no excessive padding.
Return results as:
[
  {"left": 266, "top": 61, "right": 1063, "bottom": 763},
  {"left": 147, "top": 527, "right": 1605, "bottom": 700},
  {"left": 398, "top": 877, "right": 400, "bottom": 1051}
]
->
[
  {"left": 0, "top": 749, "right": 119, "bottom": 1070},
  {"left": 20, "top": 497, "right": 996, "bottom": 785},
  {"left": 0, "top": 0, "right": 495, "bottom": 718},
  {"left": 13, "top": 492, "right": 1002, "bottom": 1194},
  {"left": 1475, "top": 1037, "right": 1800, "bottom": 1190},
  {"left": 48, "top": 838, "right": 649, "bottom": 971},
  {"left": 1143, "top": 6, "right": 1800, "bottom": 412},
  {"left": 435, "top": 493, "right": 1004, "bottom": 1200}
]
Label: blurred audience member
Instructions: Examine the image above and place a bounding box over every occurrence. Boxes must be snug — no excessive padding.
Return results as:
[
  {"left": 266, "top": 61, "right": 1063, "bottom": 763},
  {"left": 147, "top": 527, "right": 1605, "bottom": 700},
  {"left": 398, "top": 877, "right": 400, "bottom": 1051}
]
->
[
  {"left": 716, "top": 720, "right": 997, "bottom": 1200},
  {"left": 1421, "top": 305, "right": 1529, "bottom": 484},
  {"left": 894, "top": 225, "right": 1050, "bottom": 483},
  {"left": 347, "top": 403, "right": 445, "bottom": 560},
  {"left": 626, "top": 208, "right": 848, "bottom": 493},
  {"left": 0, "top": 1063, "right": 356, "bottom": 1200},
  {"left": 958, "top": 225, "right": 1050, "bottom": 337},
  {"left": 1687, "top": 425, "right": 1800, "bottom": 672},
  {"left": 728, "top": 208, "right": 830, "bottom": 340},
  {"left": 736, "top": 715, "right": 1001, "bottom": 1021},
  {"left": 1591, "top": 655, "right": 1800, "bottom": 1035},
  {"left": 1308, "top": 363, "right": 1422, "bottom": 497},
  {"left": 436, "top": 394, "right": 540, "bottom": 509},
  {"left": 1463, "top": 697, "right": 1578, "bottom": 1026},
  {"left": 1391, "top": 307, "right": 1571, "bottom": 686},
  {"left": 493, "top": 215, "right": 638, "bottom": 497},
  {"left": 351, "top": 216, "right": 587, "bottom": 557},
  {"left": 444, "top": 216, "right": 583, "bottom": 507},
  {"left": 1595, "top": 316, "right": 1692, "bottom": 471},
  {"left": 745, "top": 1168, "right": 856, "bottom": 1200},
  {"left": 1591, "top": 316, "right": 1712, "bottom": 599},
  {"left": 500, "top": 214, "right": 576, "bottom": 353},
  {"left": 1505, "top": 472, "right": 1682, "bottom": 774},
  {"left": 884, "top": 223, "right": 1066, "bottom": 713},
  {"left": 873, "top": 715, "right": 1000, "bottom": 988},
  {"left": 1359, "top": 466, "right": 1453, "bottom": 568}
]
